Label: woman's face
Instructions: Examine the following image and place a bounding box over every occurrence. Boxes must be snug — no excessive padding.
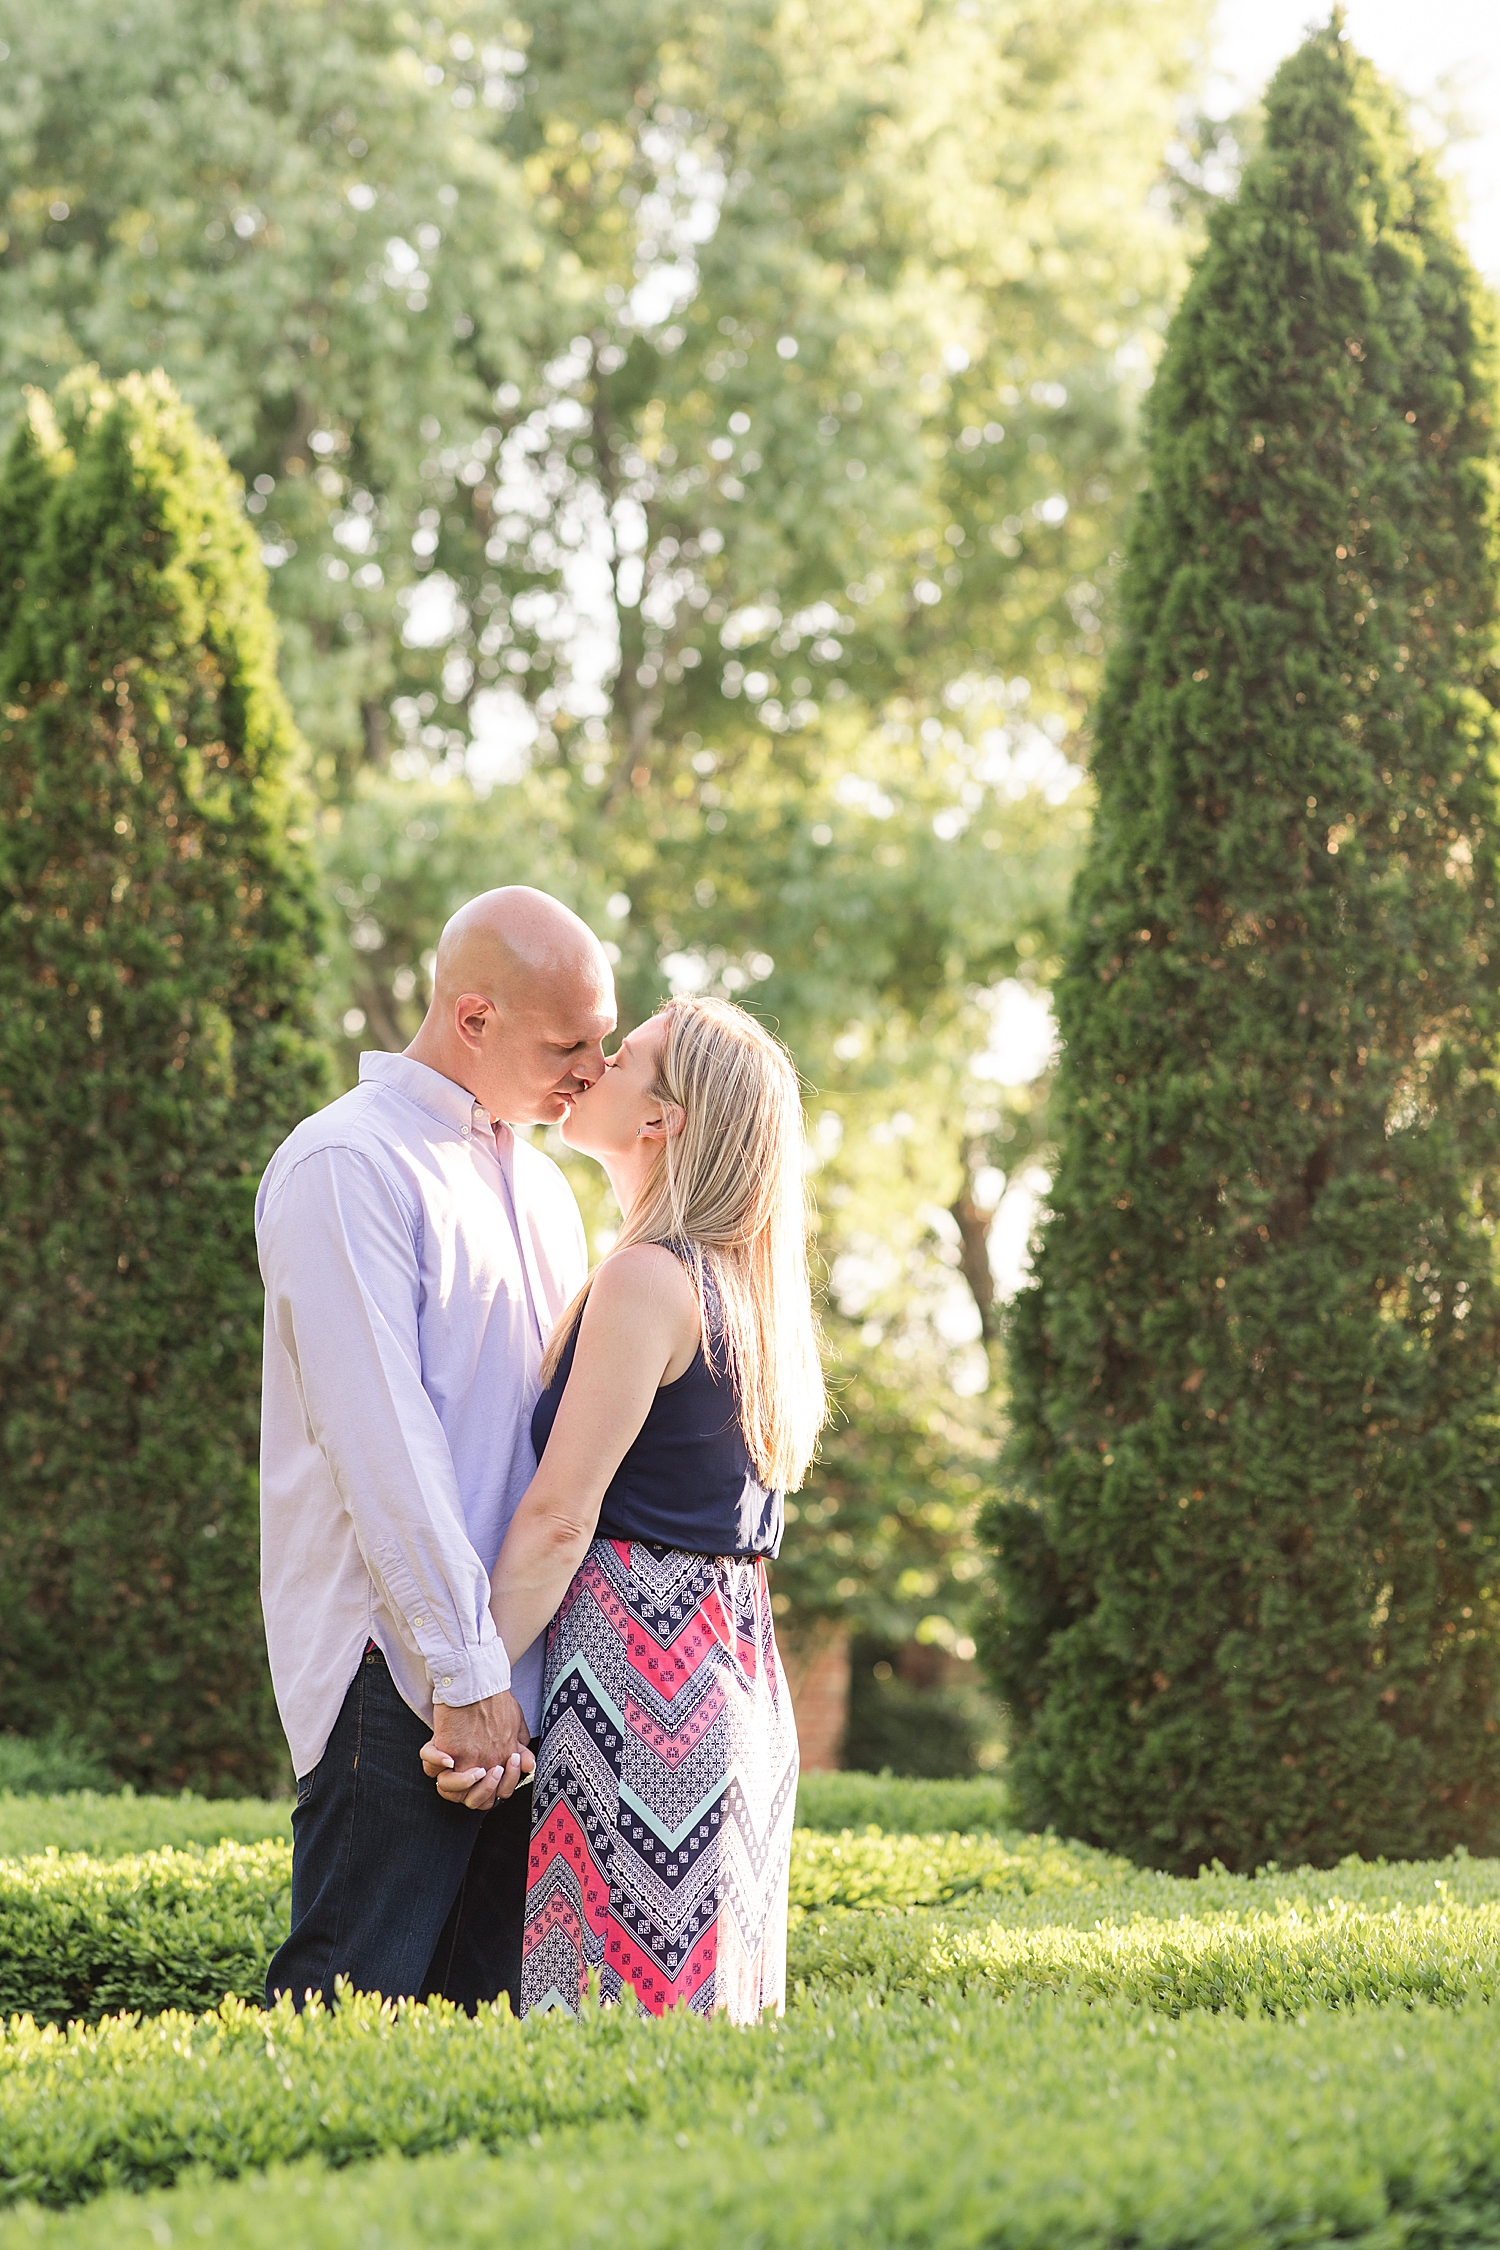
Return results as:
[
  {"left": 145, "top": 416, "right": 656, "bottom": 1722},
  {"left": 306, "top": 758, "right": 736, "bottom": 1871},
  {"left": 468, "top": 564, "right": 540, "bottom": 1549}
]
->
[{"left": 561, "top": 1012, "right": 670, "bottom": 1159}]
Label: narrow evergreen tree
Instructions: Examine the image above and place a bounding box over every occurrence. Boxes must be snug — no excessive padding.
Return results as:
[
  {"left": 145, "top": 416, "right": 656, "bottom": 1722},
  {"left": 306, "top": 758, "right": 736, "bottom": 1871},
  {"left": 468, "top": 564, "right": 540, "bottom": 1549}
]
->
[
  {"left": 986, "top": 25, "right": 1500, "bottom": 1870},
  {"left": 0, "top": 372, "right": 327, "bottom": 1792}
]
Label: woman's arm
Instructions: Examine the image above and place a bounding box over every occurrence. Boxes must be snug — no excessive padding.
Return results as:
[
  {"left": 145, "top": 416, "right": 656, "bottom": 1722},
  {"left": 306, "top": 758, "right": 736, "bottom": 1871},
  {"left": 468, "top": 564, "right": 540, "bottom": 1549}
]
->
[
  {"left": 493, "top": 1243, "right": 699, "bottom": 1658},
  {"left": 425, "top": 1243, "right": 699, "bottom": 1804}
]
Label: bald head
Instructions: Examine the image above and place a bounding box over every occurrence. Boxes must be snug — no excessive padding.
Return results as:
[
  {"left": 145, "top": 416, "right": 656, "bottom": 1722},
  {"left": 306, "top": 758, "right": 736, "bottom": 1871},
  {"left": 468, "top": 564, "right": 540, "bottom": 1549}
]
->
[
  {"left": 408, "top": 886, "right": 616, "bottom": 1126},
  {"left": 434, "top": 886, "right": 612, "bottom": 1016}
]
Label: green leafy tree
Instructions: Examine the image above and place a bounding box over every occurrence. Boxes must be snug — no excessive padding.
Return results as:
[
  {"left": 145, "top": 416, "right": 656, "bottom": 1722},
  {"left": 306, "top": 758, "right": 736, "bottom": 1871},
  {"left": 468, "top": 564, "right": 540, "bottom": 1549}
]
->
[
  {"left": 1, "top": 0, "right": 1199, "bottom": 1266},
  {"left": 0, "top": 0, "right": 1203, "bottom": 1730},
  {"left": 314, "top": 719, "right": 1086, "bottom": 1684},
  {"left": 987, "top": 25, "right": 1500, "bottom": 1871},
  {"left": 294, "top": 0, "right": 1205, "bottom": 1685},
  {"left": 480, "top": 0, "right": 1183, "bottom": 742},
  {"left": 0, "top": 372, "right": 327, "bottom": 1793},
  {"left": 0, "top": 0, "right": 1199, "bottom": 820},
  {"left": 0, "top": 0, "right": 558, "bottom": 791},
  {"left": 321, "top": 0, "right": 1200, "bottom": 1341}
]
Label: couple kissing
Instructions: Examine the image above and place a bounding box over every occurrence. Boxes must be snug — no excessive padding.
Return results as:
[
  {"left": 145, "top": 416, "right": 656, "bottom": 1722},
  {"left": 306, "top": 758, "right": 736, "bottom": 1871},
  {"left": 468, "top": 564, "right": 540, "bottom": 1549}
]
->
[{"left": 255, "top": 885, "right": 823, "bottom": 2025}]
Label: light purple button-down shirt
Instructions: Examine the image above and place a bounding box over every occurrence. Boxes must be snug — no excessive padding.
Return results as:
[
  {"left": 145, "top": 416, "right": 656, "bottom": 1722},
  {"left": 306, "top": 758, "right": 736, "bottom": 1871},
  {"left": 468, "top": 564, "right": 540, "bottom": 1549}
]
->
[{"left": 255, "top": 1051, "right": 588, "bottom": 1779}]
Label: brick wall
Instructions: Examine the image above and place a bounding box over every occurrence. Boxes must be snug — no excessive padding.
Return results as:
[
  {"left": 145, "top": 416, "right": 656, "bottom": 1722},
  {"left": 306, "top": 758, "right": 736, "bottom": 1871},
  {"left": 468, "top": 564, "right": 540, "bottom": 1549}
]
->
[{"left": 777, "top": 1619, "right": 850, "bottom": 1771}]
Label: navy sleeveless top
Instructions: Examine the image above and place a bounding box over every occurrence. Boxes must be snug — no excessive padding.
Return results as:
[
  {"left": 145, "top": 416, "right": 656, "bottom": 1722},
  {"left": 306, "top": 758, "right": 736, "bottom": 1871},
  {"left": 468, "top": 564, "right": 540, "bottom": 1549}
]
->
[{"left": 529, "top": 1254, "right": 783, "bottom": 1558}]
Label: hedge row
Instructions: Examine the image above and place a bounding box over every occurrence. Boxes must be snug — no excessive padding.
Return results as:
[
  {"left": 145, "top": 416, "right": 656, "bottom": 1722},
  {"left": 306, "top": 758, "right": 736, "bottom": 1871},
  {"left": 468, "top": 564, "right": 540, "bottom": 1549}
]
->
[
  {"left": 0, "top": 1845, "right": 290, "bottom": 2025},
  {"left": 0, "top": 1796, "right": 293, "bottom": 1865},
  {"left": 7, "top": 1991, "right": 1500, "bottom": 2240},
  {"left": 6, "top": 1832, "right": 1499, "bottom": 2027},
  {"left": 0, "top": 1832, "right": 1081, "bottom": 2026},
  {"left": 785, "top": 1772, "right": 1013, "bottom": 1836},
  {"left": 0, "top": 1774, "right": 1013, "bottom": 1866},
  {"left": 791, "top": 1894, "right": 1500, "bottom": 2011},
  {"left": 0, "top": 373, "right": 329, "bottom": 1797}
]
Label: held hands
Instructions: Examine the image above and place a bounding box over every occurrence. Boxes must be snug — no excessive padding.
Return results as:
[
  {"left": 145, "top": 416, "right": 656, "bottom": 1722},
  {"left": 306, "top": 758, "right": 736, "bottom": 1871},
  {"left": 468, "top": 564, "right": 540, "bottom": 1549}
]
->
[{"left": 420, "top": 1687, "right": 535, "bottom": 1810}]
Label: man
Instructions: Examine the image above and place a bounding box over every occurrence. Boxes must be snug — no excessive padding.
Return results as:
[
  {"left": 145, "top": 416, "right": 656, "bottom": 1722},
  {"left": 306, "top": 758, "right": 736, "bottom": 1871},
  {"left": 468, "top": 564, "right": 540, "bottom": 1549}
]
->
[{"left": 256, "top": 885, "right": 616, "bottom": 2011}]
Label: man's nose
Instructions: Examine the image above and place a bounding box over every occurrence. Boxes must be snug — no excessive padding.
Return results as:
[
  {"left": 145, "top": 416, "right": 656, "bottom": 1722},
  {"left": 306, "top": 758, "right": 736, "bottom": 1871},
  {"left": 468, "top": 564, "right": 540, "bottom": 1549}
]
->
[{"left": 576, "top": 1042, "right": 607, "bottom": 1087}]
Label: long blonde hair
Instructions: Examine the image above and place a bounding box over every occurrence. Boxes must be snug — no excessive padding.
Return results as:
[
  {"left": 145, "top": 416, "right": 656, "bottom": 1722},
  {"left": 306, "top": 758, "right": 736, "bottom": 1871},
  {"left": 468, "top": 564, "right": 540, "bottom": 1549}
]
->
[{"left": 540, "top": 996, "right": 826, "bottom": 1490}]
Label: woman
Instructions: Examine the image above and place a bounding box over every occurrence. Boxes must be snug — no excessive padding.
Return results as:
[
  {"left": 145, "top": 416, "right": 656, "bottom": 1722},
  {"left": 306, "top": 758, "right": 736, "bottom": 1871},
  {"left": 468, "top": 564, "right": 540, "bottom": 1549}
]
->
[{"left": 422, "top": 995, "right": 825, "bottom": 2023}]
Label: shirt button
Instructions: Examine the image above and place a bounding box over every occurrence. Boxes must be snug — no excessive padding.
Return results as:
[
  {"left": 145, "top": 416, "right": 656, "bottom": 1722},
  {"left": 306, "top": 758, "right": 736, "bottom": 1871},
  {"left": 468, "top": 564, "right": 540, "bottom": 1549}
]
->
[
  {"left": 413, "top": 1616, "right": 426, "bottom": 1629},
  {"left": 441, "top": 1676, "right": 452, "bottom": 1688},
  {"left": 460, "top": 1126, "right": 471, "bottom": 1139}
]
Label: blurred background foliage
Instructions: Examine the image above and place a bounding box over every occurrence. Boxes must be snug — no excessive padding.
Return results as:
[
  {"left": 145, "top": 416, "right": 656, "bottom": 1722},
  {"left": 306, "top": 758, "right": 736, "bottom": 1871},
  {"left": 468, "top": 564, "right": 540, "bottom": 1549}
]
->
[{"left": 0, "top": 0, "right": 1218, "bottom": 1769}]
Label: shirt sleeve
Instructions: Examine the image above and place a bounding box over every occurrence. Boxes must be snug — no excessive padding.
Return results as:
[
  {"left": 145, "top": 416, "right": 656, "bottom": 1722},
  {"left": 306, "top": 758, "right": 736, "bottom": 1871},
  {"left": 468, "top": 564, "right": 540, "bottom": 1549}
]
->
[{"left": 257, "top": 1144, "right": 510, "bottom": 1708}]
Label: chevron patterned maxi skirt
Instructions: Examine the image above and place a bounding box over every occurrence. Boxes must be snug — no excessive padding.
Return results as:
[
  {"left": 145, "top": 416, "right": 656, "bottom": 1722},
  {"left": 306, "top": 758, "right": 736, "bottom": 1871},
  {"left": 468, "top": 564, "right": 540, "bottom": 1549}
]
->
[{"left": 518, "top": 1537, "right": 798, "bottom": 2025}]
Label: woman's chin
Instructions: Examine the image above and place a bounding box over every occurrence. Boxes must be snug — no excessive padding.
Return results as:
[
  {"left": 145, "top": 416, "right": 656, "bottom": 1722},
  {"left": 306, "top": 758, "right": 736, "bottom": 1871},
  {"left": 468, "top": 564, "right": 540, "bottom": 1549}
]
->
[{"left": 559, "top": 1111, "right": 600, "bottom": 1157}]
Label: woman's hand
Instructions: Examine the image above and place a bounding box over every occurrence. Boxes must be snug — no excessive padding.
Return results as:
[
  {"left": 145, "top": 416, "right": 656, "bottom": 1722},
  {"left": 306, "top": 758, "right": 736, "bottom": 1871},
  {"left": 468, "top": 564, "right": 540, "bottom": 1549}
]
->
[{"left": 420, "top": 1737, "right": 536, "bottom": 1810}]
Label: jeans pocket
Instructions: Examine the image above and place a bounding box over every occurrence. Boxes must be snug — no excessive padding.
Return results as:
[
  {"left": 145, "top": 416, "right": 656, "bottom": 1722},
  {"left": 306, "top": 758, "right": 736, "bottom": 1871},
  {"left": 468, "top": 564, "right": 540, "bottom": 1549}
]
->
[{"left": 295, "top": 1766, "right": 319, "bottom": 1808}]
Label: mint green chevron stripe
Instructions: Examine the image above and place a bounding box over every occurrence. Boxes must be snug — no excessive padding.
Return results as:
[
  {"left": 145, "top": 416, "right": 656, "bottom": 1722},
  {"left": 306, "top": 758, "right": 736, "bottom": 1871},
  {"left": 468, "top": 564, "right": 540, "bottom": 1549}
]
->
[
  {"left": 547, "top": 1653, "right": 627, "bottom": 1739},
  {"left": 523, "top": 1986, "right": 578, "bottom": 2018},
  {"left": 618, "top": 1778, "right": 726, "bottom": 1851}
]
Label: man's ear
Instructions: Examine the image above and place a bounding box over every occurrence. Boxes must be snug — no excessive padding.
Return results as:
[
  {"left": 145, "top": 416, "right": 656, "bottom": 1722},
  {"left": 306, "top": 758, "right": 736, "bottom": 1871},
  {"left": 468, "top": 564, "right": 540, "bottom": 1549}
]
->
[
  {"left": 452, "top": 991, "right": 495, "bottom": 1049},
  {"left": 639, "top": 1102, "right": 686, "bottom": 1142}
]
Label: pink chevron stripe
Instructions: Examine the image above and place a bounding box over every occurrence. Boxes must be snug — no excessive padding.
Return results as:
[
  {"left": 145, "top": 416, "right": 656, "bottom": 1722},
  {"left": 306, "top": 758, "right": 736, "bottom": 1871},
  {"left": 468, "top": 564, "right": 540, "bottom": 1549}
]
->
[
  {"left": 604, "top": 1915, "right": 720, "bottom": 2014},
  {"left": 582, "top": 1572, "right": 733, "bottom": 1700},
  {"left": 528, "top": 1801, "right": 612, "bottom": 1938},
  {"left": 521, "top": 1884, "right": 585, "bottom": 1960},
  {"left": 623, "top": 1680, "right": 725, "bottom": 1766}
]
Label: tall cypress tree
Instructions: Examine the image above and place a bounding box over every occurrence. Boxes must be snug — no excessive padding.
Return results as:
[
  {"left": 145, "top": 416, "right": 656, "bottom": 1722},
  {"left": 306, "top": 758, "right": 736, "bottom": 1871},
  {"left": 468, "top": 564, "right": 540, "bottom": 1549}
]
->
[
  {"left": 986, "top": 25, "right": 1500, "bottom": 1871},
  {"left": 0, "top": 372, "right": 327, "bottom": 1793}
]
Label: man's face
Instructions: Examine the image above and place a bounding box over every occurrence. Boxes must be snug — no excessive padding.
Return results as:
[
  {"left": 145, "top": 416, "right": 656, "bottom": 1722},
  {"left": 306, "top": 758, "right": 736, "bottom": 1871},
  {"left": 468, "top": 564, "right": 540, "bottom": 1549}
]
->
[{"left": 463, "top": 969, "right": 617, "bottom": 1125}]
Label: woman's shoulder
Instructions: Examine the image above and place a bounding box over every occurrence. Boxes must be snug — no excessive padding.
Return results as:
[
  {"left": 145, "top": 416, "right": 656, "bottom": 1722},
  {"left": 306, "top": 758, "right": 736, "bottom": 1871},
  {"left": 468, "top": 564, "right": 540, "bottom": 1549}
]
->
[
  {"left": 585, "top": 1241, "right": 700, "bottom": 1319},
  {"left": 578, "top": 1242, "right": 702, "bottom": 1377}
]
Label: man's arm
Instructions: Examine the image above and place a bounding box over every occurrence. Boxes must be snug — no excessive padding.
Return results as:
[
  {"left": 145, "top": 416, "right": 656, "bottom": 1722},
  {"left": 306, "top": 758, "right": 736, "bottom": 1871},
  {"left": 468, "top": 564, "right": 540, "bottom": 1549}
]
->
[{"left": 259, "top": 1146, "right": 527, "bottom": 1779}]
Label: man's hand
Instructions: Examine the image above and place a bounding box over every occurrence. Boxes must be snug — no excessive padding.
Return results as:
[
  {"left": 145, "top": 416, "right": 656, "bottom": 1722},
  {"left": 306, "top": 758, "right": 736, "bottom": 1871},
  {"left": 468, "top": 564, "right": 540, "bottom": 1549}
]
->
[{"left": 420, "top": 1689, "right": 533, "bottom": 1807}]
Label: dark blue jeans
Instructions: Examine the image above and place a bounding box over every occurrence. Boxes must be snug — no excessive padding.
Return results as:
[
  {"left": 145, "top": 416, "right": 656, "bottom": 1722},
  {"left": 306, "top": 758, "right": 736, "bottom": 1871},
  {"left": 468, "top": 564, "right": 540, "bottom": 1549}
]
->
[{"left": 266, "top": 1642, "right": 532, "bottom": 2013}]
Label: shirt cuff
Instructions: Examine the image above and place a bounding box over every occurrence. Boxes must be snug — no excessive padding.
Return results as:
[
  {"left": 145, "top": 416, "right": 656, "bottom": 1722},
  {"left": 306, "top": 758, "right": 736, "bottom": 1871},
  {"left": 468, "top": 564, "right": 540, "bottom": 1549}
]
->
[{"left": 429, "top": 1636, "right": 512, "bottom": 1707}]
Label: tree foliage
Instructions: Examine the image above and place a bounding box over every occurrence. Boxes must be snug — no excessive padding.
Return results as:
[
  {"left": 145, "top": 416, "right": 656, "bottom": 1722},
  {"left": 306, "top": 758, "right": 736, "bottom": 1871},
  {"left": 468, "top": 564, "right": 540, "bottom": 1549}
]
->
[
  {"left": 0, "top": 0, "right": 1202, "bottom": 1262},
  {"left": 987, "top": 27, "right": 1500, "bottom": 1870},
  {"left": 0, "top": 0, "right": 1207, "bottom": 1710},
  {"left": 302, "top": 0, "right": 1201, "bottom": 1652},
  {"left": 450, "top": 0, "right": 1201, "bottom": 773},
  {"left": 318, "top": 727, "right": 1086, "bottom": 1654},
  {"left": 0, "top": 0, "right": 1200, "bottom": 827},
  {"left": 0, "top": 372, "right": 327, "bottom": 1792},
  {"left": 0, "top": 0, "right": 551, "bottom": 789}
]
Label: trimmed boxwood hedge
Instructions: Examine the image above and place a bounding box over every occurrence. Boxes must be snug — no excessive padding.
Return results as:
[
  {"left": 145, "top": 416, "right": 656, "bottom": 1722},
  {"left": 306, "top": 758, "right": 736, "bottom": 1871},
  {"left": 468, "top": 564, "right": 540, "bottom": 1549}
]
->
[
  {"left": 0, "top": 1844, "right": 291, "bottom": 2026},
  {"left": 0, "top": 1775, "right": 1012, "bottom": 1866},
  {"left": 6, "top": 1795, "right": 1500, "bottom": 2242},
  {"left": 7, "top": 1828, "right": 1500, "bottom": 2029},
  {"left": 8, "top": 1992, "right": 1500, "bottom": 2242},
  {"left": 0, "top": 1830, "right": 1105, "bottom": 2025},
  {"left": 0, "top": 1794, "right": 293, "bottom": 1865}
]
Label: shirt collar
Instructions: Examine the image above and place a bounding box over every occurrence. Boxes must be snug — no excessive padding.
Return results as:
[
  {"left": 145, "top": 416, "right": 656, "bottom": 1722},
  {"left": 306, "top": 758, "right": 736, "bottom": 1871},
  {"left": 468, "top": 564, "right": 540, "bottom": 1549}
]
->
[{"left": 358, "top": 1051, "right": 505, "bottom": 1148}]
